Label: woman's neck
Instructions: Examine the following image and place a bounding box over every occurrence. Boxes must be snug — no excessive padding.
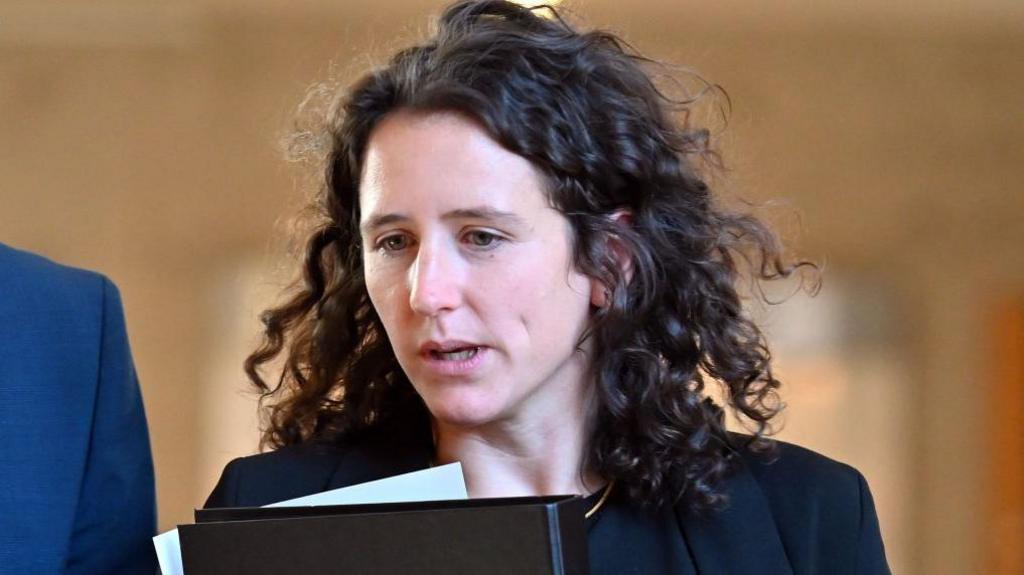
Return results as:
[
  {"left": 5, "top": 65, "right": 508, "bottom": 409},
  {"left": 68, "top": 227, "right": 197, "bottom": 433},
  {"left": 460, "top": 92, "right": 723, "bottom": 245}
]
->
[{"left": 432, "top": 398, "right": 603, "bottom": 499}]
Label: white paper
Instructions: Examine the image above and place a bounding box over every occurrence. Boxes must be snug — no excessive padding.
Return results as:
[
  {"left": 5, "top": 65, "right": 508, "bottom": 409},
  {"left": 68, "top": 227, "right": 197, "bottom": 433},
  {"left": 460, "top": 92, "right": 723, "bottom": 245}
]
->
[
  {"left": 154, "top": 462, "right": 466, "bottom": 575},
  {"left": 268, "top": 462, "right": 466, "bottom": 507},
  {"left": 153, "top": 529, "right": 182, "bottom": 575}
]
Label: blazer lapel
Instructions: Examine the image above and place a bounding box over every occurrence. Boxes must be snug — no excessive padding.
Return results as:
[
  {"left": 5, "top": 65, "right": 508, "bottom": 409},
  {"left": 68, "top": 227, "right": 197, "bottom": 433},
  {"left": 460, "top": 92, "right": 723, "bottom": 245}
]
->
[{"left": 677, "top": 460, "right": 794, "bottom": 575}]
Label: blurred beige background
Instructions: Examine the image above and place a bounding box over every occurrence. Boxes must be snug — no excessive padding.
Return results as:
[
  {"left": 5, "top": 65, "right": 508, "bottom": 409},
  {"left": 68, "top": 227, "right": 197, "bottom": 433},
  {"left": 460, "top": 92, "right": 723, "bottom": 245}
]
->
[{"left": 2, "top": 1, "right": 1022, "bottom": 574}]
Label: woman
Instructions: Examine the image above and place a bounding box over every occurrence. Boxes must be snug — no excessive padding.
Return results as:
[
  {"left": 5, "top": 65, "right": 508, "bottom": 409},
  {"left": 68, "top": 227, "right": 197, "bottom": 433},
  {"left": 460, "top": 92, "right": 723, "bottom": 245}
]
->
[{"left": 207, "top": 1, "right": 890, "bottom": 573}]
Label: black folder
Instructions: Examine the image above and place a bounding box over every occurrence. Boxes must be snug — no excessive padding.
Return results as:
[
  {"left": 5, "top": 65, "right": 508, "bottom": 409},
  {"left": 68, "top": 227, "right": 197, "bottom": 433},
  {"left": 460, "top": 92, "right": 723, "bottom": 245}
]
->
[{"left": 179, "top": 495, "right": 589, "bottom": 574}]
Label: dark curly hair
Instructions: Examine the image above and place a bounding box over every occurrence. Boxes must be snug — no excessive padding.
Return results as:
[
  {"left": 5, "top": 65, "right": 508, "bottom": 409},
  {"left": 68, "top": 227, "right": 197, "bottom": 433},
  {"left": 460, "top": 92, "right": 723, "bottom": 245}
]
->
[{"left": 246, "top": 0, "right": 817, "bottom": 513}]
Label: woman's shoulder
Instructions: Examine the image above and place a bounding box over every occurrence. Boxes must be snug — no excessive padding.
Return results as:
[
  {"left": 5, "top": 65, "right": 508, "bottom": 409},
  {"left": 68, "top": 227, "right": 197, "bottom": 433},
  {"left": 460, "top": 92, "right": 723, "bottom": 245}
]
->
[
  {"left": 204, "top": 426, "right": 433, "bottom": 509},
  {"left": 204, "top": 442, "right": 350, "bottom": 509},
  {"left": 671, "top": 436, "right": 889, "bottom": 573},
  {"left": 734, "top": 435, "right": 869, "bottom": 512},
  {"left": 726, "top": 435, "right": 889, "bottom": 573}
]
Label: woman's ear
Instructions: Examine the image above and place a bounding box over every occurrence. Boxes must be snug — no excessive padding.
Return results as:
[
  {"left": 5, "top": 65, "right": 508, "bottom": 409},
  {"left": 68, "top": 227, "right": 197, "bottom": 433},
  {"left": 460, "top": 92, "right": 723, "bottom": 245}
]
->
[{"left": 590, "top": 210, "right": 634, "bottom": 308}]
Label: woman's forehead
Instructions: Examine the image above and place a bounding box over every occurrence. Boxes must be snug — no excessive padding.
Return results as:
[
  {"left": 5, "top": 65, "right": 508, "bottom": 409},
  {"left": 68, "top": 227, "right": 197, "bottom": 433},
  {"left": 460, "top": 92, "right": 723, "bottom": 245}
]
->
[
  {"left": 359, "top": 111, "right": 550, "bottom": 223},
  {"left": 362, "top": 110, "right": 528, "bottom": 179}
]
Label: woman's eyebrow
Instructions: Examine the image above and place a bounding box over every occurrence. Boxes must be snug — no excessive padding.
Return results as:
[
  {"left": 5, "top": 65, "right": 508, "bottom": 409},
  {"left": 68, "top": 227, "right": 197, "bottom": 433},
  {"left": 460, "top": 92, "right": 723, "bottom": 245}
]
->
[
  {"left": 442, "top": 207, "right": 526, "bottom": 227},
  {"left": 360, "top": 213, "right": 408, "bottom": 235},
  {"left": 361, "top": 207, "right": 526, "bottom": 235}
]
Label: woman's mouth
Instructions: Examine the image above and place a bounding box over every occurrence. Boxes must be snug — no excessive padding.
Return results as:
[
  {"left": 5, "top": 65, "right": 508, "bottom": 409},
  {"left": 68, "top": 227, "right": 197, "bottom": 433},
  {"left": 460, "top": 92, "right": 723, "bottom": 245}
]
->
[
  {"left": 429, "top": 347, "right": 480, "bottom": 361},
  {"left": 420, "top": 344, "right": 489, "bottom": 376}
]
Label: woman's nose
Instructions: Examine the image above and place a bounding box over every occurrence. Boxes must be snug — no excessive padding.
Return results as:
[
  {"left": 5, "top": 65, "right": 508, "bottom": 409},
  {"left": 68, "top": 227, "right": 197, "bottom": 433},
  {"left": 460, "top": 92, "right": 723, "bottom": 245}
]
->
[{"left": 408, "top": 244, "right": 462, "bottom": 317}]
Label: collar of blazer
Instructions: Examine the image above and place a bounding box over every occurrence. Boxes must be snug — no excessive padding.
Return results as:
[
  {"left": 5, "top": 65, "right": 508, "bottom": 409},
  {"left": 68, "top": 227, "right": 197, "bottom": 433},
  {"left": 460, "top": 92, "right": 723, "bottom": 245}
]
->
[{"left": 322, "top": 431, "right": 795, "bottom": 575}]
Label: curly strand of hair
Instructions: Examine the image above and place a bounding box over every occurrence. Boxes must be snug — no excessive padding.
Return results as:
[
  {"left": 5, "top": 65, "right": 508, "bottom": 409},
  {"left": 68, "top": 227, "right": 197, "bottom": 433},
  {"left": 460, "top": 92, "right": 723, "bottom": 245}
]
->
[{"left": 242, "top": 224, "right": 341, "bottom": 449}]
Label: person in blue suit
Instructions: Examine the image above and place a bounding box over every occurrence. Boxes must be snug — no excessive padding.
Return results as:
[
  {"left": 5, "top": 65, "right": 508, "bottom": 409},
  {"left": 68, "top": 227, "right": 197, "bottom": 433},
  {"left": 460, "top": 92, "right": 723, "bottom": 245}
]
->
[{"left": 0, "top": 242, "right": 157, "bottom": 573}]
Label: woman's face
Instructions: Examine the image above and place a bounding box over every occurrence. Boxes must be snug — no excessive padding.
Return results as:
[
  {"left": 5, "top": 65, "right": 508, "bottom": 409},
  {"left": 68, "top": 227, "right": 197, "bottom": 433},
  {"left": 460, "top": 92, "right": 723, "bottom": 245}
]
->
[{"left": 359, "top": 111, "right": 599, "bottom": 430}]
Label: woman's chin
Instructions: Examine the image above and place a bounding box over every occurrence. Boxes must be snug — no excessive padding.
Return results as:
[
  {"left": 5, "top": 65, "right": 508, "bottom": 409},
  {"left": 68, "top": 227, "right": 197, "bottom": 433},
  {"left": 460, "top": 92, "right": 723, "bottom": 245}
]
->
[{"left": 423, "top": 393, "right": 507, "bottom": 429}]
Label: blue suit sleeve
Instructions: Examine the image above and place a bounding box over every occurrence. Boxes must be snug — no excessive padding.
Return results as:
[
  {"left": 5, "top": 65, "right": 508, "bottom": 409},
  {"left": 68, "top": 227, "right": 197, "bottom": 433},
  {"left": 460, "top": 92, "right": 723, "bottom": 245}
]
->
[{"left": 63, "top": 278, "right": 157, "bottom": 575}]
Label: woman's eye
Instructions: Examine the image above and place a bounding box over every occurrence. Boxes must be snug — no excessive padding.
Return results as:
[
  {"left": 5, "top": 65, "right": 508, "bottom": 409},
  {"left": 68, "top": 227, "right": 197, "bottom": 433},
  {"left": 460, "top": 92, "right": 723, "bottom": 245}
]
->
[
  {"left": 378, "top": 235, "right": 410, "bottom": 252},
  {"left": 464, "top": 230, "right": 500, "bottom": 248}
]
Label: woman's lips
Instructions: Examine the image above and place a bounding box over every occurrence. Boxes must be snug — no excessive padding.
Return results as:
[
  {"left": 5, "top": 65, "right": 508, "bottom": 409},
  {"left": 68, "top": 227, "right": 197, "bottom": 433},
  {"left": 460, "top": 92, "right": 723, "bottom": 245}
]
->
[{"left": 419, "top": 345, "right": 489, "bottom": 376}]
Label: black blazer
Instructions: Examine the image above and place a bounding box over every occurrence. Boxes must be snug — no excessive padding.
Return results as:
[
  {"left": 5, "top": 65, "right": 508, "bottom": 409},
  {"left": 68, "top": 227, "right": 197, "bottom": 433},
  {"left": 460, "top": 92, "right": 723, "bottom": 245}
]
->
[{"left": 206, "top": 430, "right": 890, "bottom": 575}]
